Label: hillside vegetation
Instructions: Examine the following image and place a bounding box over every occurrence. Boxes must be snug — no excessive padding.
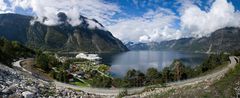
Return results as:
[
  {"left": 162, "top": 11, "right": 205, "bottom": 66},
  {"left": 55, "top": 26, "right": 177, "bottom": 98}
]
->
[
  {"left": 0, "top": 38, "right": 34, "bottom": 66},
  {"left": 145, "top": 52, "right": 240, "bottom": 98}
]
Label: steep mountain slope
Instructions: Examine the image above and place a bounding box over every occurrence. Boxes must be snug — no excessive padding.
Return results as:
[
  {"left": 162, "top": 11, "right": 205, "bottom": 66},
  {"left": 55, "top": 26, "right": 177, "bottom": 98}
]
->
[
  {"left": 0, "top": 14, "right": 31, "bottom": 43},
  {"left": 126, "top": 27, "right": 240, "bottom": 52},
  {"left": 206, "top": 27, "right": 240, "bottom": 52},
  {"left": 125, "top": 42, "right": 152, "bottom": 50},
  {"left": 0, "top": 13, "right": 128, "bottom": 52}
]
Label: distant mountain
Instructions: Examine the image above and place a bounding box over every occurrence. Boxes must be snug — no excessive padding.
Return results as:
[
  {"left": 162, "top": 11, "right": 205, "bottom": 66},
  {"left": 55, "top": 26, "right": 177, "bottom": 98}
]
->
[
  {"left": 125, "top": 41, "right": 160, "bottom": 50},
  {"left": 126, "top": 27, "right": 240, "bottom": 52},
  {"left": 0, "top": 13, "right": 128, "bottom": 52}
]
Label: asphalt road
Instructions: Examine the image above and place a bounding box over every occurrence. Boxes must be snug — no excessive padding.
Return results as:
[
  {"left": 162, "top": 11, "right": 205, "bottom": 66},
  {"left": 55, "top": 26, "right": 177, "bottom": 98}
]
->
[
  {"left": 54, "top": 56, "right": 239, "bottom": 96},
  {"left": 16, "top": 56, "right": 238, "bottom": 96}
]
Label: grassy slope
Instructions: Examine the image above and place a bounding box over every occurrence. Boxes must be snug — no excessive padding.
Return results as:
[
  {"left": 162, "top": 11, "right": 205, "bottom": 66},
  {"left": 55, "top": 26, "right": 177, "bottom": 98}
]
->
[
  {"left": 202, "top": 62, "right": 240, "bottom": 98},
  {"left": 150, "top": 61, "right": 240, "bottom": 98}
]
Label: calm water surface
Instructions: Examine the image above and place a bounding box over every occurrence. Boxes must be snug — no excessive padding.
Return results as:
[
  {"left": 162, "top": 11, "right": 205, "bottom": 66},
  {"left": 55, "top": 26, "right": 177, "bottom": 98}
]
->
[{"left": 99, "top": 51, "right": 208, "bottom": 77}]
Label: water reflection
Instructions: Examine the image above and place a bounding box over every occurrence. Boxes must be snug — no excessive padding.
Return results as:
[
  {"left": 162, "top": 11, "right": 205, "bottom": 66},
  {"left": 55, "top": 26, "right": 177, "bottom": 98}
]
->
[{"left": 99, "top": 51, "right": 208, "bottom": 77}]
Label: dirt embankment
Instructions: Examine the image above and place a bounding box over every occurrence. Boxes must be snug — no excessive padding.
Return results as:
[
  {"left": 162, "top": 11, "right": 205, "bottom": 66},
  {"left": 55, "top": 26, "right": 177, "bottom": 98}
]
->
[{"left": 20, "top": 58, "right": 53, "bottom": 82}]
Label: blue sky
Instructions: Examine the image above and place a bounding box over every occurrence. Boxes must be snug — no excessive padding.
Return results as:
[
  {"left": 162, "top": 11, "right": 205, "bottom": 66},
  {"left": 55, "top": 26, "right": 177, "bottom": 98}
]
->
[
  {"left": 0, "top": 0, "right": 240, "bottom": 42},
  {"left": 106, "top": 0, "right": 240, "bottom": 42},
  {"left": 8, "top": 0, "right": 240, "bottom": 19},
  {"left": 107, "top": 0, "right": 240, "bottom": 17}
]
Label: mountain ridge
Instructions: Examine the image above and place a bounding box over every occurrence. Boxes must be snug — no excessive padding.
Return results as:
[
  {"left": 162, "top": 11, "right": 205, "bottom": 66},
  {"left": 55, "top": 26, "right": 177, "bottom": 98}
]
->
[
  {"left": 126, "top": 27, "right": 240, "bottom": 52},
  {"left": 0, "top": 13, "right": 128, "bottom": 53}
]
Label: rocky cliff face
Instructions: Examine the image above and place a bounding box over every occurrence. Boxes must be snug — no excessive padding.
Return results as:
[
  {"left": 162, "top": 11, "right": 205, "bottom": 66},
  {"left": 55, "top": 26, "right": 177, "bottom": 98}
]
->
[
  {"left": 126, "top": 27, "right": 240, "bottom": 52},
  {"left": 0, "top": 13, "right": 128, "bottom": 53}
]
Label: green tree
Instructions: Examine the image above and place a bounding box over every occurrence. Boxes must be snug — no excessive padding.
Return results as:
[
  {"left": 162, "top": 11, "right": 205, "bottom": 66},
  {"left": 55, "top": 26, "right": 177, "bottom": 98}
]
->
[
  {"left": 0, "top": 38, "right": 34, "bottom": 66},
  {"left": 35, "top": 52, "right": 61, "bottom": 72},
  {"left": 146, "top": 68, "right": 159, "bottom": 79},
  {"left": 35, "top": 53, "right": 51, "bottom": 71},
  {"left": 146, "top": 67, "right": 161, "bottom": 85},
  {"left": 124, "top": 69, "right": 146, "bottom": 87},
  {"left": 201, "top": 54, "right": 221, "bottom": 72},
  {"left": 112, "top": 78, "right": 125, "bottom": 88},
  {"left": 98, "top": 64, "right": 109, "bottom": 73},
  {"left": 161, "top": 67, "right": 172, "bottom": 83},
  {"left": 170, "top": 60, "right": 186, "bottom": 81},
  {"left": 91, "top": 75, "right": 112, "bottom": 88}
]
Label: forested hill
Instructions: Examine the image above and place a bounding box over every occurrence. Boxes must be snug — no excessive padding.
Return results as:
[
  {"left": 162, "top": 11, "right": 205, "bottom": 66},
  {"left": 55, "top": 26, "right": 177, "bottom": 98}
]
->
[{"left": 0, "top": 38, "right": 34, "bottom": 66}]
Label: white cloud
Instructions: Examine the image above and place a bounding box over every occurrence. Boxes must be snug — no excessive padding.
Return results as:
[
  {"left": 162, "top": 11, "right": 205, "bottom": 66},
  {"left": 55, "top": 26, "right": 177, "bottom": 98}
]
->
[
  {"left": 6, "top": 0, "right": 120, "bottom": 26},
  {"left": 175, "top": 0, "right": 206, "bottom": 15},
  {"left": 139, "top": 35, "right": 150, "bottom": 43},
  {"left": 0, "top": 0, "right": 7, "bottom": 11},
  {"left": 109, "top": 0, "right": 240, "bottom": 42},
  {"left": 0, "top": 0, "right": 12, "bottom": 13},
  {"left": 1, "top": 0, "right": 240, "bottom": 42},
  {"left": 10, "top": 0, "right": 31, "bottom": 10},
  {"left": 86, "top": 19, "right": 106, "bottom": 30},
  {"left": 107, "top": 8, "right": 181, "bottom": 42},
  {"left": 180, "top": 0, "right": 240, "bottom": 37}
]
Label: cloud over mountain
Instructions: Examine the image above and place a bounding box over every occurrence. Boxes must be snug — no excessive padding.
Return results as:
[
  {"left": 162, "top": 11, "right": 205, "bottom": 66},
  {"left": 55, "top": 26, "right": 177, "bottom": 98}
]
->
[
  {"left": 0, "top": 0, "right": 9, "bottom": 13},
  {"left": 180, "top": 0, "right": 240, "bottom": 38},
  {"left": 1, "top": 0, "right": 120, "bottom": 26},
  {"left": 107, "top": 8, "right": 181, "bottom": 42},
  {"left": 0, "top": 0, "right": 240, "bottom": 42}
]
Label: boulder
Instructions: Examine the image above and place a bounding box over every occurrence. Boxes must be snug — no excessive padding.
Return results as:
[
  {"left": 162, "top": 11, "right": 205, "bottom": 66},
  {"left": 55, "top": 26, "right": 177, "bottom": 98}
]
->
[
  {"left": 22, "top": 91, "right": 34, "bottom": 98},
  {"left": 2, "top": 84, "right": 17, "bottom": 94}
]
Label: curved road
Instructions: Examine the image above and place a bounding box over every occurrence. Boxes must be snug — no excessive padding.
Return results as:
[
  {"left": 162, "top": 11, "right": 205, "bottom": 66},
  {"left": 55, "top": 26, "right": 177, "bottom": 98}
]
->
[
  {"left": 167, "top": 56, "right": 238, "bottom": 87},
  {"left": 16, "top": 56, "right": 239, "bottom": 96},
  {"left": 54, "top": 56, "right": 239, "bottom": 96},
  {"left": 12, "top": 59, "right": 32, "bottom": 74}
]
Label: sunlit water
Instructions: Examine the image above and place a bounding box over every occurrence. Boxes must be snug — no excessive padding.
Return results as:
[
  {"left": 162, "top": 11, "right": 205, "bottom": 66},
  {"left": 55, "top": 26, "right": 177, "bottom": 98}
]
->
[{"left": 98, "top": 51, "right": 208, "bottom": 77}]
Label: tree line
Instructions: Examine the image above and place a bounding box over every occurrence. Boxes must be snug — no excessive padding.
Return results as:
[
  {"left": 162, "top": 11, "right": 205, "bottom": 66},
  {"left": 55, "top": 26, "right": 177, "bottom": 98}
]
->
[
  {"left": 0, "top": 38, "right": 34, "bottom": 66},
  {"left": 90, "top": 53, "right": 230, "bottom": 88},
  {"left": 34, "top": 49, "right": 230, "bottom": 88},
  {"left": 35, "top": 51, "right": 71, "bottom": 83}
]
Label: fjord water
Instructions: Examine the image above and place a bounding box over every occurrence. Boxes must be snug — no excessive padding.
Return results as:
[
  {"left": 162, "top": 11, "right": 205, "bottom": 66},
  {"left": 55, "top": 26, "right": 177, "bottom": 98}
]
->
[{"left": 99, "top": 51, "right": 208, "bottom": 77}]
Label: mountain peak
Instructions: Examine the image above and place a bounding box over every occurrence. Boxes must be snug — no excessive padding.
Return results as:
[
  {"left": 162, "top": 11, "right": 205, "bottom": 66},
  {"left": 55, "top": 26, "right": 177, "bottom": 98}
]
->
[
  {"left": 56, "top": 12, "right": 105, "bottom": 30},
  {"left": 57, "top": 12, "right": 68, "bottom": 22},
  {"left": 0, "top": 13, "right": 128, "bottom": 52}
]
